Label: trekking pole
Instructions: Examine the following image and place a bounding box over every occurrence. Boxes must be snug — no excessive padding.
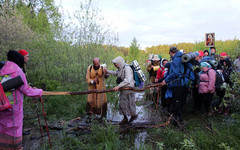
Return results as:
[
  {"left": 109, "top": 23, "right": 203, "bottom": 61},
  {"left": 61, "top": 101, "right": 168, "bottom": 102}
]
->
[
  {"left": 40, "top": 97, "right": 52, "bottom": 148},
  {"left": 33, "top": 97, "right": 43, "bottom": 143}
]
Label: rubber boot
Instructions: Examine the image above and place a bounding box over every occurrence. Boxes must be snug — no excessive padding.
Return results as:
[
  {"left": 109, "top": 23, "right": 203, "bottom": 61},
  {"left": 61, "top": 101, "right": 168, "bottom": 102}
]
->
[
  {"left": 223, "top": 106, "right": 230, "bottom": 116},
  {"left": 119, "top": 115, "right": 128, "bottom": 125}
]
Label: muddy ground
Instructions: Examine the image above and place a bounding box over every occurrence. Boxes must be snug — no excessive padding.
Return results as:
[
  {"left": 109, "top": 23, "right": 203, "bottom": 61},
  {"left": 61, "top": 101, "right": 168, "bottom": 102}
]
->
[{"left": 22, "top": 92, "right": 170, "bottom": 149}]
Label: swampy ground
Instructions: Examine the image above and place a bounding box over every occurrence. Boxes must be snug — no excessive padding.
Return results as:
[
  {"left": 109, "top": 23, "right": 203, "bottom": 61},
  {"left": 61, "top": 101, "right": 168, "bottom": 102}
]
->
[{"left": 22, "top": 92, "right": 240, "bottom": 150}]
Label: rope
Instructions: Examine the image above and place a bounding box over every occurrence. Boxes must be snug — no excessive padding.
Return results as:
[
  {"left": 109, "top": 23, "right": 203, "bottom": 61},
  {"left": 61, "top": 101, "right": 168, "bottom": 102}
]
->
[{"left": 40, "top": 97, "right": 52, "bottom": 148}]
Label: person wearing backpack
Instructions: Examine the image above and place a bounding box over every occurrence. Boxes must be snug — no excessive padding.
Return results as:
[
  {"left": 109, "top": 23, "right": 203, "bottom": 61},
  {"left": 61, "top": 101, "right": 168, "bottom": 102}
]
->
[
  {"left": 155, "top": 58, "right": 168, "bottom": 110},
  {"left": 0, "top": 50, "right": 43, "bottom": 149},
  {"left": 104, "top": 56, "right": 137, "bottom": 125},
  {"left": 161, "top": 46, "right": 187, "bottom": 125},
  {"left": 218, "top": 58, "right": 233, "bottom": 116},
  {"left": 85, "top": 58, "right": 108, "bottom": 122},
  {"left": 198, "top": 62, "right": 216, "bottom": 117},
  {"left": 189, "top": 52, "right": 202, "bottom": 114}
]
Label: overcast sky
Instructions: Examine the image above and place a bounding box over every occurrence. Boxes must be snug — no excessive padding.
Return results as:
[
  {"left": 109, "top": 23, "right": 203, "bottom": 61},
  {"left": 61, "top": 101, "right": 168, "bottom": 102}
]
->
[{"left": 55, "top": 0, "right": 240, "bottom": 49}]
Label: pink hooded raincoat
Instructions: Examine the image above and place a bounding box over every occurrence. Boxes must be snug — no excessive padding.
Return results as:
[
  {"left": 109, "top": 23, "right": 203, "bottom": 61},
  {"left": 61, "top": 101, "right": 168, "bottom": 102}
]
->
[{"left": 0, "top": 61, "right": 43, "bottom": 137}]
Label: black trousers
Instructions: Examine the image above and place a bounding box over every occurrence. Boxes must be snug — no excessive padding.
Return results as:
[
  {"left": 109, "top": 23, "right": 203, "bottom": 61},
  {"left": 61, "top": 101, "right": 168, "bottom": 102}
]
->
[
  {"left": 172, "top": 86, "right": 187, "bottom": 122},
  {"left": 161, "top": 85, "right": 168, "bottom": 108},
  {"left": 199, "top": 93, "right": 214, "bottom": 112},
  {"left": 192, "top": 87, "right": 200, "bottom": 111}
]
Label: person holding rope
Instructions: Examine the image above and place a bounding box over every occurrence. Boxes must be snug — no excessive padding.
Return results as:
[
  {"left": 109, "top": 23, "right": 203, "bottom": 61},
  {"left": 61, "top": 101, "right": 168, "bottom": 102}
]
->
[
  {"left": 0, "top": 50, "right": 43, "bottom": 150},
  {"left": 86, "top": 58, "right": 108, "bottom": 122},
  {"left": 104, "top": 56, "right": 137, "bottom": 125}
]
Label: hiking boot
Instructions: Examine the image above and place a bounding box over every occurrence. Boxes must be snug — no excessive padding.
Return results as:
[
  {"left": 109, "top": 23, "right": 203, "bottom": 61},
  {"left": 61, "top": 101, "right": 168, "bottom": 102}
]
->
[
  {"left": 129, "top": 115, "right": 138, "bottom": 123},
  {"left": 119, "top": 117, "right": 128, "bottom": 125}
]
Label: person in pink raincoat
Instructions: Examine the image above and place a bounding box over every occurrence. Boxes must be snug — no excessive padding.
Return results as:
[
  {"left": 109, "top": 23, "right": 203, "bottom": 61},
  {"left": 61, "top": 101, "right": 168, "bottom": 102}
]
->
[
  {"left": 198, "top": 62, "right": 216, "bottom": 117},
  {"left": 0, "top": 50, "right": 43, "bottom": 149}
]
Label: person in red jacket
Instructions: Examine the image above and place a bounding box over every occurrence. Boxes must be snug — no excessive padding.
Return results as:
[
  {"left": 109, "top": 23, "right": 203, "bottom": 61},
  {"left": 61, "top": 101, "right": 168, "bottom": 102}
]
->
[{"left": 155, "top": 59, "right": 168, "bottom": 110}]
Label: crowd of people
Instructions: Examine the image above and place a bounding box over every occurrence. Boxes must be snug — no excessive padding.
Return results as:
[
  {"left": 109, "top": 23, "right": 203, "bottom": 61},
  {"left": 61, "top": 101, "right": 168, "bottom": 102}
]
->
[
  {"left": 147, "top": 46, "right": 239, "bottom": 125},
  {"left": 0, "top": 47, "right": 239, "bottom": 149}
]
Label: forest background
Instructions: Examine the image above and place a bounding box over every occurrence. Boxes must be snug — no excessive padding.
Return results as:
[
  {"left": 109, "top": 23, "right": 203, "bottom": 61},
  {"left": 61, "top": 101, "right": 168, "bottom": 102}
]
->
[{"left": 0, "top": 0, "right": 240, "bottom": 149}]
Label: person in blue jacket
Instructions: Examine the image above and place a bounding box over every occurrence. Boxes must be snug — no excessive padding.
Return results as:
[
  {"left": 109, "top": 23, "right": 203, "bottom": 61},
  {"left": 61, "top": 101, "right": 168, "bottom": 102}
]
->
[{"left": 161, "top": 46, "right": 187, "bottom": 125}]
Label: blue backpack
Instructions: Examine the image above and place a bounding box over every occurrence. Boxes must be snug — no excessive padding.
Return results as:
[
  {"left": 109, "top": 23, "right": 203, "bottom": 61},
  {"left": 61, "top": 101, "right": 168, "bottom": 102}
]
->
[
  {"left": 183, "top": 62, "right": 197, "bottom": 88},
  {"left": 0, "top": 61, "right": 4, "bottom": 70},
  {"left": 130, "top": 65, "right": 141, "bottom": 87}
]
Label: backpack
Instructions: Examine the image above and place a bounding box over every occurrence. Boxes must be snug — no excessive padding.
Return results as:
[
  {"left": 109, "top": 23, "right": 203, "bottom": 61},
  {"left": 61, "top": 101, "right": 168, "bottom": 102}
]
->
[
  {"left": 119, "top": 63, "right": 145, "bottom": 87},
  {"left": 200, "top": 69, "right": 224, "bottom": 90},
  {"left": 0, "top": 61, "right": 4, "bottom": 70},
  {"left": 131, "top": 60, "right": 146, "bottom": 87},
  {"left": 0, "top": 74, "right": 14, "bottom": 111},
  {"left": 130, "top": 65, "right": 141, "bottom": 87},
  {"left": 183, "top": 62, "right": 196, "bottom": 88},
  {"left": 0, "top": 61, "right": 23, "bottom": 111}
]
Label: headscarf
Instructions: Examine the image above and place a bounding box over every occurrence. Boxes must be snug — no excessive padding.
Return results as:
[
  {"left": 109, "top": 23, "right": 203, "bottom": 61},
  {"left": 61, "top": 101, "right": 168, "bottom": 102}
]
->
[
  {"left": 7, "top": 50, "right": 24, "bottom": 69},
  {"left": 200, "top": 62, "right": 211, "bottom": 68}
]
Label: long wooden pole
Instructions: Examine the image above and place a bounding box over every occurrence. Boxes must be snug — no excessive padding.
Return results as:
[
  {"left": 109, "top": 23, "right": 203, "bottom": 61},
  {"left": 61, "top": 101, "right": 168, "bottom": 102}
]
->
[{"left": 42, "top": 82, "right": 165, "bottom": 96}]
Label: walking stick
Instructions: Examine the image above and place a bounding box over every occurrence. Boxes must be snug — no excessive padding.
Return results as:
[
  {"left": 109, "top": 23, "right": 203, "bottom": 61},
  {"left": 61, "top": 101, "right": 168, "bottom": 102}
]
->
[{"left": 40, "top": 97, "right": 52, "bottom": 148}]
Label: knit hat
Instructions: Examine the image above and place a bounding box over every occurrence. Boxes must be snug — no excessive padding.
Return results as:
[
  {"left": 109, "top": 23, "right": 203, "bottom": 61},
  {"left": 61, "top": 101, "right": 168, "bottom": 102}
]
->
[
  {"left": 200, "top": 62, "right": 211, "bottom": 68},
  {"left": 220, "top": 52, "right": 228, "bottom": 57},
  {"left": 7, "top": 50, "right": 24, "bottom": 68},
  {"left": 18, "top": 49, "right": 29, "bottom": 56},
  {"left": 198, "top": 51, "right": 204, "bottom": 57}
]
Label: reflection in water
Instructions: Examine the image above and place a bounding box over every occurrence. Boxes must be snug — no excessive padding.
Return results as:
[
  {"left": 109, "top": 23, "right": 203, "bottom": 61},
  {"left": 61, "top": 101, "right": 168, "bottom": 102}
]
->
[
  {"left": 134, "top": 131, "right": 147, "bottom": 149},
  {"left": 106, "top": 92, "right": 149, "bottom": 123}
]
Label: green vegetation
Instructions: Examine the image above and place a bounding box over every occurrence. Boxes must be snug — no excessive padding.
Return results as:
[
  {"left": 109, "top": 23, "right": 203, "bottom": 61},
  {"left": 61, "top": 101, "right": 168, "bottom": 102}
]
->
[{"left": 1, "top": 0, "right": 240, "bottom": 149}]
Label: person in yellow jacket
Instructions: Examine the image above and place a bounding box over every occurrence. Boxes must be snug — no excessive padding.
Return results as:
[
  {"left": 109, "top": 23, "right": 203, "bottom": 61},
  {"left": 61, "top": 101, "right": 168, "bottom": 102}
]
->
[
  {"left": 147, "top": 55, "right": 161, "bottom": 83},
  {"left": 147, "top": 55, "right": 160, "bottom": 102},
  {"left": 86, "top": 58, "right": 108, "bottom": 121}
]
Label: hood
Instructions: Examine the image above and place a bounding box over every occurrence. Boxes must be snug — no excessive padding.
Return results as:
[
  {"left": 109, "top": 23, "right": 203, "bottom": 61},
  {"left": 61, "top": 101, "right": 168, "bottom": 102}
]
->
[
  {"left": 160, "top": 58, "right": 167, "bottom": 68},
  {"left": 0, "top": 61, "right": 21, "bottom": 76},
  {"left": 112, "top": 56, "right": 126, "bottom": 71},
  {"left": 173, "top": 51, "right": 183, "bottom": 59},
  {"left": 223, "top": 58, "right": 232, "bottom": 68}
]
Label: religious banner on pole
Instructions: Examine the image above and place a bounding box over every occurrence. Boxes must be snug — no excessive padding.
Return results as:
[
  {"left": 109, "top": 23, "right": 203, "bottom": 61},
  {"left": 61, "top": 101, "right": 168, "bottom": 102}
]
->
[{"left": 205, "top": 33, "right": 215, "bottom": 47}]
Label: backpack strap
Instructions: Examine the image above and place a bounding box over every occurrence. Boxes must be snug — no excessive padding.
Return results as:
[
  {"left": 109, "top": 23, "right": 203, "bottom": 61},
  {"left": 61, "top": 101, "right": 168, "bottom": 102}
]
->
[
  {"left": 90, "top": 65, "right": 92, "bottom": 72},
  {"left": 90, "top": 65, "right": 104, "bottom": 76}
]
